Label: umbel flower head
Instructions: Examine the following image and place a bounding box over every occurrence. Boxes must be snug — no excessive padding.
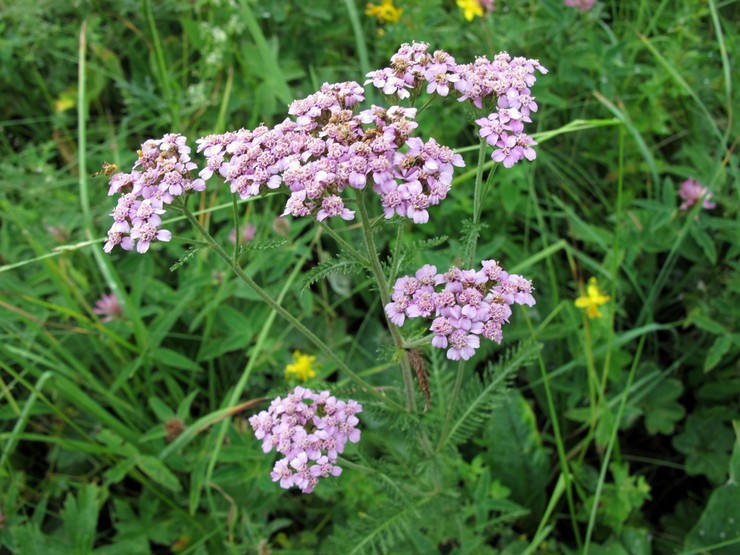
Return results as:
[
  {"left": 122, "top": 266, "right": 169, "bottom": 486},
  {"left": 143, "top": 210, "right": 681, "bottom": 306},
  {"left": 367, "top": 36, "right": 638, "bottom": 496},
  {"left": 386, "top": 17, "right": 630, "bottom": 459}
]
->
[
  {"left": 285, "top": 350, "right": 317, "bottom": 382},
  {"left": 575, "top": 277, "right": 610, "bottom": 319},
  {"left": 385, "top": 260, "right": 535, "bottom": 360},
  {"left": 249, "top": 387, "right": 363, "bottom": 494},
  {"left": 104, "top": 134, "right": 205, "bottom": 254}
]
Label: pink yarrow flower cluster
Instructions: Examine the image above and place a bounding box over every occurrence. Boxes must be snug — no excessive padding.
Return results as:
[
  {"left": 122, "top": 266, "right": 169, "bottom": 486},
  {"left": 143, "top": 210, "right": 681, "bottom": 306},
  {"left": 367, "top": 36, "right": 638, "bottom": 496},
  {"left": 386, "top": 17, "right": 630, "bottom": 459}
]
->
[
  {"left": 678, "top": 177, "right": 716, "bottom": 212},
  {"left": 195, "top": 82, "right": 464, "bottom": 224},
  {"left": 105, "top": 134, "right": 205, "bottom": 253},
  {"left": 366, "top": 42, "right": 547, "bottom": 168},
  {"left": 385, "top": 261, "right": 535, "bottom": 360},
  {"left": 249, "top": 387, "right": 363, "bottom": 494}
]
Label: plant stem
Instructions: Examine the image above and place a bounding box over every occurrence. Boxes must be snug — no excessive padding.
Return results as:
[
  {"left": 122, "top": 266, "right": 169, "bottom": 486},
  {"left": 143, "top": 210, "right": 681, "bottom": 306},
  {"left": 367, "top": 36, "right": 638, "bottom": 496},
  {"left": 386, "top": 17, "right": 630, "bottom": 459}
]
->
[
  {"left": 317, "top": 220, "right": 369, "bottom": 265},
  {"left": 231, "top": 193, "right": 240, "bottom": 262},
  {"left": 465, "top": 137, "right": 488, "bottom": 267},
  {"left": 440, "top": 138, "right": 489, "bottom": 445},
  {"left": 354, "top": 189, "right": 417, "bottom": 412},
  {"left": 180, "top": 204, "right": 406, "bottom": 412}
]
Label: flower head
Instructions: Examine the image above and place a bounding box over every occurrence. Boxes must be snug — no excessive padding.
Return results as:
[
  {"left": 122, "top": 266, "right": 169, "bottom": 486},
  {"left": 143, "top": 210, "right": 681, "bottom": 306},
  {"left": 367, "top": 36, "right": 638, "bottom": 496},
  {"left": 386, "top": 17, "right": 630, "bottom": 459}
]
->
[
  {"left": 575, "top": 277, "right": 610, "bottom": 319},
  {"left": 93, "top": 293, "right": 123, "bottom": 322},
  {"left": 285, "top": 350, "right": 317, "bottom": 382},
  {"left": 565, "top": 0, "right": 595, "bottom": 11},
  {"left": 457, "top": 0, "right": 484, "bottom": 21},
  {"left": 386, "top": 260, "right": 534, "bottom": 360},
  {"left": 678, "top": 177, "right": 716, "bottom": 212},
  {"left": 365, "top": 0, "right": 402, "bottom": 24},
  {"left": 249, "top": 387, "right": 362, "bottom": 493}
]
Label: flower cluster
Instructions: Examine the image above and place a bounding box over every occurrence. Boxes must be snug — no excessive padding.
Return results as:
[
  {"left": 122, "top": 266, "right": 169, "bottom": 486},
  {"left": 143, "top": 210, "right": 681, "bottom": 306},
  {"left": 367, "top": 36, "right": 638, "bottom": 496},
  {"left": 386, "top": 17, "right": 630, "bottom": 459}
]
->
[
  {"left": 678, "top": 177, "right": 716, "bottom": 212},
  {"left": 564, "top": 0, "right": 595, "bottom": 11},
  {"left": 249, "top": 387, "right": 362, "bottom": 494},
  {"left": 457, "top": 0, "right": 495, "bottom": 21},
  {"left": 196, "top": 82, "right": 464, "bottom": 224},
  {"left": 285, "top": 350, "right": 318, "bottom": 382},
  {"left": 385, "top": 261, "right": 535, "bottom": 360},
  {"left": 575, "top": 277, "right": 610, "bottom": 319},
  {"left": 366, "top": 42, "right": 547, "bottom": 168},
  {"left": 93, "top": 292, "right": 122, "bottom": 322},
  {"left": 365, "top": 0, "right": 402, "bottom": 24},
  {"left": 104, "top": 134, "right": 205, "bottom": 253}
]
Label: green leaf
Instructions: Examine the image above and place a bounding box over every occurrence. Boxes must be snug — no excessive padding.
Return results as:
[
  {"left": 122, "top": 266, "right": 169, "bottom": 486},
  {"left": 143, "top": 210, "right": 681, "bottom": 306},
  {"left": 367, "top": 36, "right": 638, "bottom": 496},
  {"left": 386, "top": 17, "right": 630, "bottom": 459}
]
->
[
  {"left": 585, "top": 463, "right": 650, "bottom": 534},
  {"left": 169, "top": 245, "right": 205, "bottom": 272},
  {"left": 104, "top": 459, "right": 137, "bottom": 486},
  {"left": 59, "top": 483, "right": 105, "bottom": 554},
  {"left": 704, "top": 334, "right": 732, "bottom": 373},
  {"left": 690, "top": 226, "right": 717, "bottom": 264},
  {"left": 641, "top": 378, "right": 685, "bottom": 435},
  {"left": 482, "top": 390, "right": 550, "bottom": 523},
  {"left": 136, "top": 455, "right": 182, "bottom": 493},
  {"left": 298, "top": 252, "right": 366, "bottom": 294},
  {"left": 673, "top": 412, "right": 734, "bottom": 484},
  {"left": 684, "top": 424, "right": 740, "bottom": 553},
  {"left": 152, "top": 347, "right": 202, "bottom": 373}
]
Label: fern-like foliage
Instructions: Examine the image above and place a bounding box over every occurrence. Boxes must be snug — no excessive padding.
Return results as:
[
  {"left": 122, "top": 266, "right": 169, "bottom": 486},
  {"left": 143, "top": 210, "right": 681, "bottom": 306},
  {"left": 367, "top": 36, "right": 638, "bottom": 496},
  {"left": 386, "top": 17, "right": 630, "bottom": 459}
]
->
[
  {"left": 169, "top": 245, "right": 206, "bottom": 272},
  {"left": 237, "top": 239, "right": 287, "bottom": 257},
  {"left": 438, "top": 339, "right": 542, "bottom": 452},
  {"left": 298, "top": 252, "right": 368, "bottom": 293},
  {"left": 389, "top": 235, "right": 448, "bottom": 281}
]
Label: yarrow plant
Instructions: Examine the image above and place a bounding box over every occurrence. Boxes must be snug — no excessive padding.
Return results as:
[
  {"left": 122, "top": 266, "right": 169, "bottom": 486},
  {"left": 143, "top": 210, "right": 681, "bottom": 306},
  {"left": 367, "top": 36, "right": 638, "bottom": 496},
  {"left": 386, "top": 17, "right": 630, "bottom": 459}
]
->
[
  {"left": 101, "top": 42, "right": 546, "bottom": 491},
  {"left": 249, "top": 387, "right": 362, "bottom": 493},
  {"left": 385, "top": 261, "right": 535, "bottom": 360}
]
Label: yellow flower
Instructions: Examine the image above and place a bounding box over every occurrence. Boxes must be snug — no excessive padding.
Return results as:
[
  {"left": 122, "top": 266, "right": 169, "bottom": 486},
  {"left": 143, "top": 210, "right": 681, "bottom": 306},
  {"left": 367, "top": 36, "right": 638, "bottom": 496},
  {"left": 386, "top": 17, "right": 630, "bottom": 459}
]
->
[
  {"left": 457, "top": 0, "right": 484, "bottom": 21},
  {"left": 365, "top": 0, "right": 403, "bottom": 24},
  {"left": 575, "top": 277, "right": 611, "bottom": 319},
  {"left": 285, "top": 350, "right": 317, "bottom": 381}
]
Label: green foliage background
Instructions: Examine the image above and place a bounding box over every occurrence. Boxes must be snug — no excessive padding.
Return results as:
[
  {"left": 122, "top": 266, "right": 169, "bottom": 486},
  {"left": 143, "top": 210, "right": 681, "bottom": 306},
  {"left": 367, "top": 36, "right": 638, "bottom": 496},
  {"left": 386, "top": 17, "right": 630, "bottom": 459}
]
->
[{"left": 1, "top": 0, "right": 738, "bottom": 553}]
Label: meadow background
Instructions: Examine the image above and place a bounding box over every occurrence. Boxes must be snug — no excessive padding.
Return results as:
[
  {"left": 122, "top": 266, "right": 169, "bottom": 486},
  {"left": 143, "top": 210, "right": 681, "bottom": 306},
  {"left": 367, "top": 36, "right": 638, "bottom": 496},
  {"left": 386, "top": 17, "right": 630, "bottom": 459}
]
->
[{"left": 0, "top": 0, "right": 738, "bottom": 553}]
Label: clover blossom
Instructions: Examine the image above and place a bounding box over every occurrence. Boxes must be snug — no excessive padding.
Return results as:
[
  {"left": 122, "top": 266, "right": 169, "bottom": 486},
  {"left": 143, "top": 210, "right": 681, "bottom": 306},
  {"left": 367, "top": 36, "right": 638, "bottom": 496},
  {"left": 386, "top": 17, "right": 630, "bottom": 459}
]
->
[
  {"left": 678, "top": 177, "right": 716, "bottom": 212},
  {"left": 366, "top": 42, "right": 546, "bottom": 168},
  {"left": 93, "top": 292, "right": 122, "bottom": 322},
  {"left": 249, "top": 387, "right": 362, "bottom": 493},
  {"left": 565, "top": 0, "right": 595, "bottom": 11},
  {"left": 385, "top": 261, "right": 534, "bottom": 360},
  {"left": 104, "top": 134, "right": 205, "bottom": 254}
]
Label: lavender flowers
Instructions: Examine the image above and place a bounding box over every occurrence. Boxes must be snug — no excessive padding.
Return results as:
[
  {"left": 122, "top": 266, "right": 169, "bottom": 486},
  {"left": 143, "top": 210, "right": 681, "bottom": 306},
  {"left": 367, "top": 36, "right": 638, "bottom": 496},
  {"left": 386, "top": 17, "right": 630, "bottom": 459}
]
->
[
  {"left": 366, "top": 42, "right": 547, "bottom": 168},
  {"left": 104, "top": 134, "right": 205, "bottom": 253},
  {"left": 104, "top": 43, "right": 547, "bottom": 253},
  {"left": 249, "top": 387, "right": 363, "bottom": 493},
  {"left": 385, "top": 261, "right": 535, "bottom": 360}
]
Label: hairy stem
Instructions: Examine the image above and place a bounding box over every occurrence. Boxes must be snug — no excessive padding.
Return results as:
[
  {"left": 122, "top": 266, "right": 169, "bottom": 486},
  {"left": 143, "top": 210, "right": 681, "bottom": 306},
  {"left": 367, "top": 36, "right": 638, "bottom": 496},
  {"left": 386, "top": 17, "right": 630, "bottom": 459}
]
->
[{"left": 354, "top": 189, "right": 417, "bottom": 412}]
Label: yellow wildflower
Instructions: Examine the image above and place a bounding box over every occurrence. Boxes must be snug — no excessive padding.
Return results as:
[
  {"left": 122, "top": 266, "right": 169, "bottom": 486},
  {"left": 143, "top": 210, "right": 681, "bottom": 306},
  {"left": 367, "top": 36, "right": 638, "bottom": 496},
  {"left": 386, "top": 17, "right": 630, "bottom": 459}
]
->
[
  {"left": 365, "top": 0, "right": 403, "bottom": 24},
  {"left": 285, "top": 350, "right": 317, "bottom": 381},
  {"left": 457, "top": 0, "right": 484, "bottom": 21},
  {"left": 575, "top": 277, "right": 610, "bottom": 319}
]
